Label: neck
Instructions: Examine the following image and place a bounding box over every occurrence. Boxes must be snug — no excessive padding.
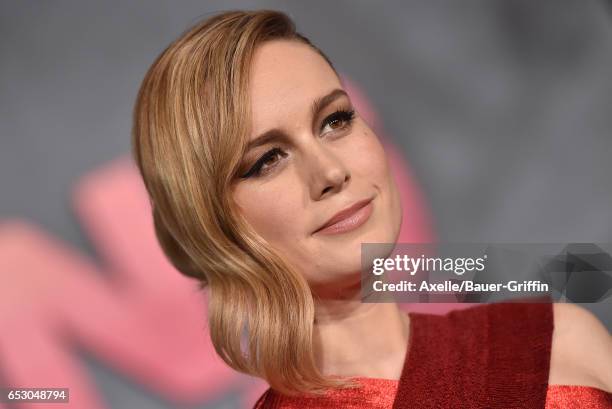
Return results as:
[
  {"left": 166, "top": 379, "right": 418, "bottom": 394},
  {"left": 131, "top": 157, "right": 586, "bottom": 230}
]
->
[{"left": 312, "top": 295, "right": 410, "bottom": 381}]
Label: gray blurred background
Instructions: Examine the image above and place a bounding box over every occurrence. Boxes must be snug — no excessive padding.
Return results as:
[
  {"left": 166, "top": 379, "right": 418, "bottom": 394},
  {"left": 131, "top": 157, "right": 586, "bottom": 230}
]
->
[{"left": 1, "top": 1, "right": 611, "bottom": 408}]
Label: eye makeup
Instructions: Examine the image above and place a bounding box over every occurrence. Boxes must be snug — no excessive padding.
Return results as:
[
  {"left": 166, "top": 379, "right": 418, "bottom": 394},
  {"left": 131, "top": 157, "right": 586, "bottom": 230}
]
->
[
  {"left": 239, "top": 107, "right": 356, "bottom": 179},
  {"left": 240, "top": 146, "right": 287, "bottom": 179},
  {"left": 320, "top": 108, "right": 356, "bottom": 134}
]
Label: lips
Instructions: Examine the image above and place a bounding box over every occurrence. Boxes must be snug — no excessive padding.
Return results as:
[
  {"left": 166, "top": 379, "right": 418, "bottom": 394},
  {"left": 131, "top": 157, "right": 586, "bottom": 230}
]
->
[{"left": 313, "top": 197, "right": 374, "bottom": 234}]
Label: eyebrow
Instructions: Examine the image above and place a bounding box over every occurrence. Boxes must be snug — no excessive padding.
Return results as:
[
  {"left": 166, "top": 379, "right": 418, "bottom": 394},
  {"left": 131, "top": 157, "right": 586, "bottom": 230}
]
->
[{"left": 245, "top": 88, "right": 348, "bottom": 151}]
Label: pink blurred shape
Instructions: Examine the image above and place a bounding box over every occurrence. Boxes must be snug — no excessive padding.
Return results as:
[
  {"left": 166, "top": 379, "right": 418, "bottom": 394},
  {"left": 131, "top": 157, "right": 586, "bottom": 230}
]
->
[{"left": 0, "top": 162, "right": 242, "bottom": 408}]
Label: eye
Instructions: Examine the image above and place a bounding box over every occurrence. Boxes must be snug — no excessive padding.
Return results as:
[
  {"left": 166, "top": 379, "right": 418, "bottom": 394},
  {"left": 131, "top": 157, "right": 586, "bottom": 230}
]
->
[
  {"left": 320, "top": 109, "right": 356, "bottom": 136},
  {"left": 240, "top": 147, "right": 287, "bottom": 179}
]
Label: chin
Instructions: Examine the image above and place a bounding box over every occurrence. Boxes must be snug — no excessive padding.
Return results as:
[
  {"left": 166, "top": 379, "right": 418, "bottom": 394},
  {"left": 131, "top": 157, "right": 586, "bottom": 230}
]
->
[{"left": 358, "top": 221, "right": 397, "bottom": 246}]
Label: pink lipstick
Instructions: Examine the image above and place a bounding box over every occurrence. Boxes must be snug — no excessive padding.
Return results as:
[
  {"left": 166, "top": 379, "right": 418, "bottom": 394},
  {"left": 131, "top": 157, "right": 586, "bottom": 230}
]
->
[{"left": 314, "top": 198, "right": 374, "bottom": 235}]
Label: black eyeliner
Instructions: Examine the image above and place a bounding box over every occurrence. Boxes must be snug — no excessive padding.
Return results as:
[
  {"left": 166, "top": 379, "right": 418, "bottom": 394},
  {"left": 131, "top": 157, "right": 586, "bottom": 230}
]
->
[
  {"left": 320, "top": 109, "right": 355, "bottom": 132},
  {"left": 240, "top": 147, "right": 283, "bottom": 179}
]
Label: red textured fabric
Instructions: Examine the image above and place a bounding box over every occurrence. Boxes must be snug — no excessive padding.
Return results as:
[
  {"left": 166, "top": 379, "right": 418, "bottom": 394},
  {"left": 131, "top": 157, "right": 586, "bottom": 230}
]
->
[
  {"left": 253, "top": 299, "right": 612, "bottom": 408},
  {"left": 545, "top": 385, "right": 612, "bottom": 408},
  {"left": 394, "top": 297, "right": 554, "bottom": 408}
]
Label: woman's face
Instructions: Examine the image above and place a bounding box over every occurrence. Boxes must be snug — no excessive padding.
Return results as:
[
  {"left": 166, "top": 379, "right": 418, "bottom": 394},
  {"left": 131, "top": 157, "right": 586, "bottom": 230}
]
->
[{"left": 232, "top": 39, "right": 402, "bottom": 296}]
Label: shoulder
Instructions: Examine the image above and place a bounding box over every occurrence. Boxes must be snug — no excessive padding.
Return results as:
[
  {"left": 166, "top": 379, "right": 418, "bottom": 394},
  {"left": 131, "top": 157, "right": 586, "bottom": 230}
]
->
[{"left": 549, "top": 303, "right": 612, "bottom": 392}]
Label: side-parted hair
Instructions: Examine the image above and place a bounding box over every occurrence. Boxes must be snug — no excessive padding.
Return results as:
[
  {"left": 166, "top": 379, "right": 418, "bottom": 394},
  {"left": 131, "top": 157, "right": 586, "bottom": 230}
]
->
[{"left": 131, "top": 9, "right": 358, "bottom": 396}]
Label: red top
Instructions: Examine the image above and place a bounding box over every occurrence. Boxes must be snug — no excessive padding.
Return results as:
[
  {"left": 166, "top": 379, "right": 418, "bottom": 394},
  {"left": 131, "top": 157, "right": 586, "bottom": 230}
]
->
[{"left": 254, "top": 300, "right": 612, "bottom": 408}]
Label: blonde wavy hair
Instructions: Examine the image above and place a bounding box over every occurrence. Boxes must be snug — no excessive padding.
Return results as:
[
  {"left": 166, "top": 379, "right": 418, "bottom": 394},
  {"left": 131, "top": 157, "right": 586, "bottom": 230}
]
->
[{"left": 131, "top": 9, "right": 360, "bottom": 396}]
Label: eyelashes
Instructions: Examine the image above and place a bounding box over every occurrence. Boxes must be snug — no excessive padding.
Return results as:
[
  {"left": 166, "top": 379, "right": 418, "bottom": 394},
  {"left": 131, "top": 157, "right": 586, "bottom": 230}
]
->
[
  {"left": 240, "top": 108, "right": 356, "bottom": 179},
  {"left": 320, "top": 108, "right": 356, "bottom": 134},
  {"left": 240, "top": 147, "right": 287, "bottom": 179}
]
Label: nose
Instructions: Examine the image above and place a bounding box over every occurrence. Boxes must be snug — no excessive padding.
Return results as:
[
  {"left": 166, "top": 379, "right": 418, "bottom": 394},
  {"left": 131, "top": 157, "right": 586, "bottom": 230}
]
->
[{"left": 308, "top": 144, "right": 351, "bottom": 201}]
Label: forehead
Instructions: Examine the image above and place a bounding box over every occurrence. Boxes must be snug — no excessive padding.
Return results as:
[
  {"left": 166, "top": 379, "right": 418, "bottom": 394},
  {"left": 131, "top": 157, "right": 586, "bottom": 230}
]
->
[{"left": 248, "top": 40, "right": 341, "bottom": 133}]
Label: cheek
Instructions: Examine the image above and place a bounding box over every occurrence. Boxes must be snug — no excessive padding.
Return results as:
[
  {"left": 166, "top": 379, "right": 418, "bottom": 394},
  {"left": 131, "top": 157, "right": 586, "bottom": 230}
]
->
[
  {"left": 232, "top": 183, "right": 300, "bottom": 244},
  {"left": 346, "top": 128, "right": 391, "bottom": 185},
  {"left": 233, "top": 182, "right": 316, "bottom": 279},
  {"left": 346, "top": 128, "right": 403, "bottom": 233}
]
